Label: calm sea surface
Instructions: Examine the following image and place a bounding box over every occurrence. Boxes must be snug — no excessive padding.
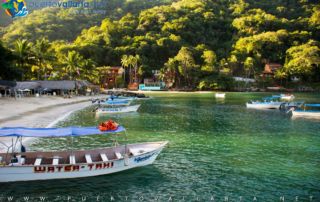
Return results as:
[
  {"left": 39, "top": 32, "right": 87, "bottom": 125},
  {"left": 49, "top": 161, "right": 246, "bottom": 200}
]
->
[{"left": 1, "top": 93, "right": 320, "bottom": 202}]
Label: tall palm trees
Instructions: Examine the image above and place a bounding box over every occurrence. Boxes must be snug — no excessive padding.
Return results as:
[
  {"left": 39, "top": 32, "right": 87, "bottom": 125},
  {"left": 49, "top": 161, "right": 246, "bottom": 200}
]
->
[
  {"left": 14, "top": 39, "right": 31, "bottom": 79},
  {"left": 121, "top": 54, "right": 141, "bottom": 85}
]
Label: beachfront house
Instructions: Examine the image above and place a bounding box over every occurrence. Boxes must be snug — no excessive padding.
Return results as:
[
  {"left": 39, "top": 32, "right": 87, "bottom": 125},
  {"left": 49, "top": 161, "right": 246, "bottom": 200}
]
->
[
  {"left": 99, "top": 66, "right": 124, "bottom": 89},
  {"left": 262, "top": 63, "right": 282, "bottom": 78}
]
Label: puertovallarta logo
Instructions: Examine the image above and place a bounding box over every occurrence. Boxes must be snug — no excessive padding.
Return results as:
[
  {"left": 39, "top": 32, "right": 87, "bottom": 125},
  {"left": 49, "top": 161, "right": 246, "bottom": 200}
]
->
[{"left": 1, "top": 0, "right": 28, "bottom": 18}]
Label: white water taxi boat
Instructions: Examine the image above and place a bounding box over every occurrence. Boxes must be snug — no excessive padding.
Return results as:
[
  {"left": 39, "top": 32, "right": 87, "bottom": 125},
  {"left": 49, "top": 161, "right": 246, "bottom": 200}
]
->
[
  {"left": 246, "top": 96, "right": 284, "bottom": 109},
  {"left": 215, "top": 93, "right": 225, "bottom": 98},
  {"left": 291, "top": 104, "right": 320, "bottom": 119},
  {"left": 96, "top": 105, "right": 141, "bottom": 114},
  {"left": 0, "top": 125, "right": 168, "bottom": 182}
]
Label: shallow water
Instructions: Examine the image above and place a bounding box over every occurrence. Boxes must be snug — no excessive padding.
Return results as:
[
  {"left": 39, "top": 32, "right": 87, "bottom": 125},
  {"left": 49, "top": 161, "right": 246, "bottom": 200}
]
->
[{"left": 1, "top": 92, "right": 320, "bottom": 202}]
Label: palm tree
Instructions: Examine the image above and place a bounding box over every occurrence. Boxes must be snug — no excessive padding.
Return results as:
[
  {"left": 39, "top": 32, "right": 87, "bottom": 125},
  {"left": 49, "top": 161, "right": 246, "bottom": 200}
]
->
[
  {"left": 121, "top": 55, "right": 129, "bottom": 84},
  {"left": 64, "top": 50, "right": 83, "bottom": 80},
  {"left": 33, "top": 38, "right": 51, "bottom": 80},
  {"left": 14, "top": 39, "right": 31, "bottom": 79}
]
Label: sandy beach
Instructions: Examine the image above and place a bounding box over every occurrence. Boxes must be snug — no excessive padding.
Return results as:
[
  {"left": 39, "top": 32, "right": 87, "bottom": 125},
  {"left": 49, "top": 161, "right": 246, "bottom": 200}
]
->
[{"left": 0, "top": 95, "right": 104, "bottom": 152}]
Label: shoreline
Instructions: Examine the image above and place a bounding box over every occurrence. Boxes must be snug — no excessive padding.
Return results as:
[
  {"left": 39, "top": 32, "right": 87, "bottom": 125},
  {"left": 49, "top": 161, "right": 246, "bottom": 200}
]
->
[{"left": 0, "top": 95, "right": 104, "bottom": 152}]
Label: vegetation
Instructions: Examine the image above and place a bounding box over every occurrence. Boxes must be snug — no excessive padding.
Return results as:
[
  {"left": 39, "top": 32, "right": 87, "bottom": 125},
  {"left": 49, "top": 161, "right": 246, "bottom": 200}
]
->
[{"left": 0, "top": 0, "right": 319, "bottom": 90}]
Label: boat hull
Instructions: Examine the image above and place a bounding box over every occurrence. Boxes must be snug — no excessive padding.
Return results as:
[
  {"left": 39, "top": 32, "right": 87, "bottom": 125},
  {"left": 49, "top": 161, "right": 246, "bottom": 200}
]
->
[
  {"left": 96, "top": 105, "right": 141, "bottom": 114},
  {"left": 292, "top": 110, "right": 320, "bottom": 118},
  {"left": 246, "top": 102, "right": 283, "bottom": 109},
  {"left": 0, "top": 142, "right": 167, "bottom": 182}
]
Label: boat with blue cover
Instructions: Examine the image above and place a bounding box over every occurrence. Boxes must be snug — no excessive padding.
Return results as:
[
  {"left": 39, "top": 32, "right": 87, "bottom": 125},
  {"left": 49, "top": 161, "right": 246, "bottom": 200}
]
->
[{"left": 0, "top": 123, "right": 168, "bottom": 182}]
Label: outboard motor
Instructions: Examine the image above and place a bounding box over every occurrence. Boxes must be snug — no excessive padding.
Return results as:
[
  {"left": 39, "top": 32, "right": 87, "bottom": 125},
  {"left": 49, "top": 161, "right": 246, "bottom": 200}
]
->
[{"left": 279, "top": 103, "right": 287, "bottom": 111}]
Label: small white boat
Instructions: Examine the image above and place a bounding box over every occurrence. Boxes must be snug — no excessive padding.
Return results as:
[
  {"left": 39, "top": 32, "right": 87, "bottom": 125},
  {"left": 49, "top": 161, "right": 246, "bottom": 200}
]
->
[
  {"left": 215, "top": 93, "right": 225, "bottom": 98},
  {"left": 246, "top": 96, "right": 284, "bottom": 109},
  {"left": 246, "top": 101, "right": 284, "bottom": 109},
  {"left": 0, "top": 125, "right": 168, "bottom": 182},
  {"left": 291, "top": 104, "right": 320, "bottom": 119},
  {"left": 280, "top": 94, "right": 295, "bottom": 101},
  {"left": 96, "top": 105, "right": 141, "bottom": 114}
]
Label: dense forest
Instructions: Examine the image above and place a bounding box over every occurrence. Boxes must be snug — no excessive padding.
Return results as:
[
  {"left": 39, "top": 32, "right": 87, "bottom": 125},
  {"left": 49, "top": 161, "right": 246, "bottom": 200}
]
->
[{"left": 0, "top": 0, "right": 319, "bottom": 90}]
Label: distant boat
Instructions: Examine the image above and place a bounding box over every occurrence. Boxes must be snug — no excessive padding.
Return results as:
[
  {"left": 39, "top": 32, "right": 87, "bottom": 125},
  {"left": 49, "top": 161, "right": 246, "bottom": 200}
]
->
[
  {"left": 279, "top": 94, "right": 295, "bottom": 101},
  {"left": 0, "top": 124, "right": 168, "bottom": 182},
  {"left": 215, "top": 93, "right": 225, "bottom": 98},
  {"left": 290, "top": 104, "right": 320, "bottom": 118},
  {"left": 96, "top": 105, "right": 141, "bottom": 114},
  {"left": 246, "top": 95, "right": 284, "bottom": 109}
]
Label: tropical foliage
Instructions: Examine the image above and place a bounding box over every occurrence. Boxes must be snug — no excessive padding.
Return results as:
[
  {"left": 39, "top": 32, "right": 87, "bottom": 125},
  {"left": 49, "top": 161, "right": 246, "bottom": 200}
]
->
[{"left": 0, "top": 0, "right": 319, "bottom": 89}]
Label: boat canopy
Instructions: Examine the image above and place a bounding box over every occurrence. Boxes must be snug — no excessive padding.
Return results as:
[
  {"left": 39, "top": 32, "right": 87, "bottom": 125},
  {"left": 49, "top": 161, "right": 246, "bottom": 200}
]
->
[
  {"left": 0, "top": 126, "right": 125, "bottom": 137},
  {"left": 305, "top": 104, "right": 320, "bottom": 107}
]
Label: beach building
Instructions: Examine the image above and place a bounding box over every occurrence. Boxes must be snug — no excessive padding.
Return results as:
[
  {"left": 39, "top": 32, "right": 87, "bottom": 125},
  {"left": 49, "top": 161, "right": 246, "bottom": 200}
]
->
[
  {"left": 99, "top": 66, "right": 124, "bottom": 89},
  {"left": 0, "top": 80, "right": 97, "bottom": 97},
  {"left": 262, "top": 63, "right": 282, "bottom": 78},
  {"left": 0, "top": 80, "right": 16, "bottom": 97}
]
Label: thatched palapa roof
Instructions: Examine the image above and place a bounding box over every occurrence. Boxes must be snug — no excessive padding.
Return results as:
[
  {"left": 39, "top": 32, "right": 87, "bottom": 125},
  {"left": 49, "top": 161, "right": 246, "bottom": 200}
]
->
[
  {"left": 0, "top": 80, "right": 16, "bottom": 89},
  {"left": 14, "top": 81, "right": 40, "bottom": 90}
]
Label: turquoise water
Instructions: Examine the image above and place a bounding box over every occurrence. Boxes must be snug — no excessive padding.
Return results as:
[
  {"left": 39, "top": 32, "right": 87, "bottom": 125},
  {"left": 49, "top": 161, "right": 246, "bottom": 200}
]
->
[{"left": 1, "top": 93, "right": 320, "bottom": 202}]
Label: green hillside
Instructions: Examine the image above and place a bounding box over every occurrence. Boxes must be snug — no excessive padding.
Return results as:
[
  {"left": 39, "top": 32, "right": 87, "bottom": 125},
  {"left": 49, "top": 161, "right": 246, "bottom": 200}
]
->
[{"left": 0, "top": 0, "right": 319, "bottom": 89}]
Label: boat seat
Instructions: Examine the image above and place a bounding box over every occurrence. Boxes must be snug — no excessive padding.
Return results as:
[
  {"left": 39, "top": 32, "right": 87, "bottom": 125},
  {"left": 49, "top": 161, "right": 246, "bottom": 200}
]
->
[
  {"left": 34, "top": 158, "right": 42, "bottom": 166},
  {"left": 100, "top": 153, "right": 108, "bottom": 162},
  {"left": 52, "top": 156, "right": 60, "bottom": 165},
  {"left": 85, "top": 154, "right": 93, "bottom": 163},
  {"left": 115, "top": 152, "right": 123, "bottom": 159},
  {"left": 69, "top": 155, "right": 76, "bottom": 165}
]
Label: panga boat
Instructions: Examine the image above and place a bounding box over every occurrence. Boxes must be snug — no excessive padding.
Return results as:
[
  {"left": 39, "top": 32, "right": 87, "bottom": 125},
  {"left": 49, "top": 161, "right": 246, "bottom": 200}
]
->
[
  {"left": 100, "top": 99, "right": 132, "bottom": 106},
  {"left": 246, "top": 96, "right": 284, "bottom": 109},
  {"left": 215, "top": 93, "right": 225, "bottom": 98},
  {"left": 290, "top": 104, "right": 320, "bottom": 118},
  {"left": 0, "top": 122, "right": 168, "bottom": 182},
  {"left": 96, "top": 105, "right": 141, "bottom": 114}
]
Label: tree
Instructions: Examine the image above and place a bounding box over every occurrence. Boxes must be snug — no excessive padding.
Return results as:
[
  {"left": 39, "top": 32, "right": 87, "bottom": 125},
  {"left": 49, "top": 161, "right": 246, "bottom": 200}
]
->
[
  {"left": 284, "top": 40, "right": 320, "bottom": 77},
  {"left": 121, "top": 55, "right": 129, "bottom": 84},
  {"left": 32, "top": 38, "right": 52, "bottom": 80},
  {"left": 63, "top": 51, "right": 84, "bottom": 80},
  {"left": 201, "top": 50, "right": 217, "bottom": 72},
  {"left": 0, "top": 41, "right": 21, "bottom": 80},
  {"left": 14, "top": 39, "right": 32, "bottom": 79},
  {"left": 174, "top": 47, "right": 196, "bottom": 87},
  {"left": 161, "top": 57, "right": 180, "bottom": 88}
]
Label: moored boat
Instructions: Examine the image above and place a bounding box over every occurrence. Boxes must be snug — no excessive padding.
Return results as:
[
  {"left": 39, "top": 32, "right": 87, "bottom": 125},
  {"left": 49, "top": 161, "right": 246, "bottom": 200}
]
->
[
  {"left": 96, "top": 105, "right": 141, "bottom": 114},
  {"left": 246, "top": 96, "right": 284, "bottom": 109},
  {"left": 215, "top": 93, "right": 225, "bottom": 98},
  {"left": 0, "top": 124, "right": 168, "bottom": 182},
  {"left": 291, "top": 104, "right": 320, "bottom": 119},
  {"left": 279, "top": 94, "right": 295, "bottom": 101},
  {"left": 99, "top": 99, "right": 132, "bottom": 106}
]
